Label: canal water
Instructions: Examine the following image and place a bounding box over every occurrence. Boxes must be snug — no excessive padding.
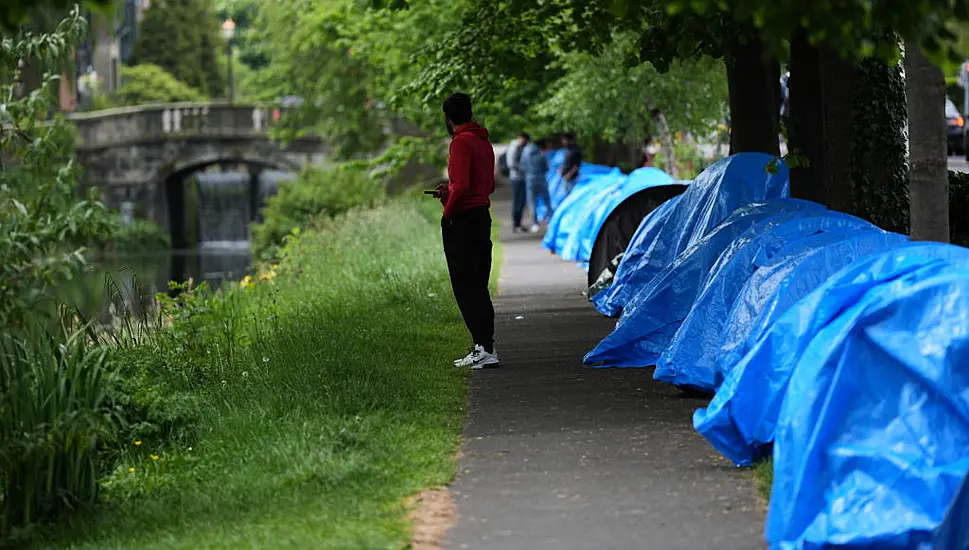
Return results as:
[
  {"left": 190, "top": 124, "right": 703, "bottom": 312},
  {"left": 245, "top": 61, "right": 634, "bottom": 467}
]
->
[{"left": 59, "top": 169, "right": 293, "bottom": 324}]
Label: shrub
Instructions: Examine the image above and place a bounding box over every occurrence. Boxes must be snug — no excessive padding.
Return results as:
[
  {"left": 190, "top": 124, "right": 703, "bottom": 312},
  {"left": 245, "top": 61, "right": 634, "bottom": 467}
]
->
[
  {"left": 0, "top": 10, "right": 114, "bottom": 330},
  {"left": 0, "top": 318, "right": 121, "bottom": 538},
  {"left": 250, "top": 164, "right": 386, "bottom": 260},
  {"left": 113, "top": 64, "right": 206, "bottom": 106}
]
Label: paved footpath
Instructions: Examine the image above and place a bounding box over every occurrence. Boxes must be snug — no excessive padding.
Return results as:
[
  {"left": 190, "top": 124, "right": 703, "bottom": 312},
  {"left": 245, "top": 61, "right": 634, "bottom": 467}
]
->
[{"left": 444, "top": 197, "right": 765, "bottom": 550}]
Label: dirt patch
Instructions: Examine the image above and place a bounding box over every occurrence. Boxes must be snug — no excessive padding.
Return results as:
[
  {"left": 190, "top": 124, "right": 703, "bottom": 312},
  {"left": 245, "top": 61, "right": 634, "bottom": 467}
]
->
[{"left": 408, "top": 487, "right": 457, "bottom": 550}]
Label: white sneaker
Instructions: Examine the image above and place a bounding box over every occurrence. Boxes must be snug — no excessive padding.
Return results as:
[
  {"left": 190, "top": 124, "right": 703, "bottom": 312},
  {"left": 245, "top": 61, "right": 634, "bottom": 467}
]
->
[
  {"left": 454, "top": 347, "right": 475, "bottom": 365},
  {"left": 530, "top": 224, "right": 540, "bottom": 233},
  {"left": 454, "top": 345, "right": 500, "bottom": 369}
]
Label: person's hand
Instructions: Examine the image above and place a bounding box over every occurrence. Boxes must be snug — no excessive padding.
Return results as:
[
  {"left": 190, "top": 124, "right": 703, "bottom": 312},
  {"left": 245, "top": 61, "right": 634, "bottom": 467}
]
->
[{"left": 435, "top": 183, "right": 449, "bottom": 201}]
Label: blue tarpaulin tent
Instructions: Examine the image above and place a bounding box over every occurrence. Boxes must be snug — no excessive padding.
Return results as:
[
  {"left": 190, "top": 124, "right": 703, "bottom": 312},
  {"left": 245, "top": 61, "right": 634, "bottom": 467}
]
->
[
  {"left": 712, "top": 231, "right": 909, "bottom": 386},
  {"left": 583, "top": 200, "right": 826, "bottom": 368},
  {"left": 653, "top": 212, "right": 892, "bottom": 392},
  {"left": 590, "top": 153, "right": 790, "bottom": 317},
  {"left": 569, "top": 150, "right": 969, "bottom": 549},
  {"left": 590, "top": 195, "right": 682, "bottom": 315},
  {"left": 694, "top": 243, "right": 969, "bottom": 469},
  {"left": 558, "top": 167, "right": 675, "bottom": 263},
  {"left": 542, "top": 168, "right": 625, "bottom": 256},
  {"left": 765, "top": 261, "right": 969, "bottom": 549}
]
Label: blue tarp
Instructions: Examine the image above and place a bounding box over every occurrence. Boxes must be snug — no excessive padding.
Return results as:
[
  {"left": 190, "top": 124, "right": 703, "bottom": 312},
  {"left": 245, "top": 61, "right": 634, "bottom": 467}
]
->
[
  {"left": 712, "top": 231, "right": 909, "bottom": 385},
  {"left": 558, "top": 167, "right": 675, "bottom": 263},
  {"left": 590, "top": 195, "right": 682, "bottom": 313},
  {"left": 542, "top": 168, "right": 625, "bottom": 256},
  {"left": 583, "top": 200, "right": 825, "bottom": 367},
  {"left": 765, "top": 260, "right": 969, "bottom": 549},
  {"left": 530, "top": 149, "right": 612, "bottom": 222},
  {"left": 572, "top": 150, "right": 969, "bottom": 547},
  {"left": 694, "top": 243, "right": 969, "bottom": 469},
  {"left": 654, "top": 212, "right": 895, "bottom": 392},
  {"left": 545, "top": 150, "right": 613, "bottom": 210},
  {"left": 591, "top": 153, "right": 790, "bottom": 317}
]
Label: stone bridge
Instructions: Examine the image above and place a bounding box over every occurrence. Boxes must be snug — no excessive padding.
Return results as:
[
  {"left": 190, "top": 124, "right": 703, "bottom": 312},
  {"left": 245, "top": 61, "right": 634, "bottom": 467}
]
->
[{"left": 69, "top": 102, "right": 326, "bottom": 247}]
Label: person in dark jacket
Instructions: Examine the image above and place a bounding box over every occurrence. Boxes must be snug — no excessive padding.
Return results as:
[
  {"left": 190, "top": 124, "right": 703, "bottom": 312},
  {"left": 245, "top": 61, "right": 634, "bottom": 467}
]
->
[
  {"left": 559, "top": 132, "right": 582, "bottom": 196},
  {"left": 433, "top": 93, "right": 499, "bottom": 369}
]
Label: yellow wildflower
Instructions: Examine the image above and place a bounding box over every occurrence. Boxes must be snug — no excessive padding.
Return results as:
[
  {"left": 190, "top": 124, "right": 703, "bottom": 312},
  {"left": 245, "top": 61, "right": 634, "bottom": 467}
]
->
[
  {"left": 134, "top": 440, "right": 142, "bottom": 446},
  {"left": 240, "top": 275, "right": 254, "bottom": 288},
  {"left": 129, "top": 467, "right": 135, "bottom": 473},
  {"left": 270, "top": 264, "right": 279, "bottom": 271},
  {"left": 151, "top": 455, "right": 160, "bottom": 461},
  {"left": 258, "top": 270, "right": 278, "bottom": 281}
]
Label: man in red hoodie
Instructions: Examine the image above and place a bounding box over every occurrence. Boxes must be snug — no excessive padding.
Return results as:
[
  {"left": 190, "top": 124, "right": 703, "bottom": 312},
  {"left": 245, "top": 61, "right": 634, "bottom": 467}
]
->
[{"left": 433, "top": 93, "right": 499, "bottom": 369}]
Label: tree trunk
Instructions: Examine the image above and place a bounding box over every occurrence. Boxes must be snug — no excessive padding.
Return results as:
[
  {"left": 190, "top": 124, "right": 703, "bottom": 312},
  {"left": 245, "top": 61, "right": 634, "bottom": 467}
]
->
[
  {"left": 851, "top": 54, "right": 909, "bottom": 233},
  {"left": 726, "top": 31, "right": 781, "bottom": 156},
  {"left": 818, "top": 46, "right": 858, "bottom": 213},
  {"left": 787, "top": 30, "right": 825, "bottom": 203},
  {"left": 788, "top": 30, "right": 862, "bottom": 213},
  {"left": 905, "top": 43, "right": 950, "bottom": 242},
  {"left": 651, "top": 107, "right": 676, "bottom": 178}
]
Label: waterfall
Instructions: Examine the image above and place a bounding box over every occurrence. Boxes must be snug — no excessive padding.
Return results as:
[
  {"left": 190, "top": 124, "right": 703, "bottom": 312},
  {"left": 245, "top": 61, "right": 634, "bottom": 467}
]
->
[
  {"left": 256, "top": 170, "right": 295, "bottom": 222},
  {"left": 195, "top": 172, "right": 251, "bottom": 250}
]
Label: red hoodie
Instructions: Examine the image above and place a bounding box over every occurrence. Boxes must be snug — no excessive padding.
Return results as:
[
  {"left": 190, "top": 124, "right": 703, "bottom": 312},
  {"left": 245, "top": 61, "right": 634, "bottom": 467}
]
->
[{"left": 441, "top": 122, "right": 495, "bottom": 219}]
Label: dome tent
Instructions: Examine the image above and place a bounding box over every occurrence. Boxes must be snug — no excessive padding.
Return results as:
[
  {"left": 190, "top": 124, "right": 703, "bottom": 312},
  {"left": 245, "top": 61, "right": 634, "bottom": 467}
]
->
[
  {"left": 590, "top": 153, "right": 791, "bottom": 318},
  {"left": 587, "top": 183, "right": 688, "bottom": 291}
]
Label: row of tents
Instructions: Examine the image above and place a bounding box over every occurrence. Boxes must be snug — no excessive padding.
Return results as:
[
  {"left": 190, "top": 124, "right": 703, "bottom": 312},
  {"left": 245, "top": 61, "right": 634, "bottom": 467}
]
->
[{"left": 539, "top": 151, "right": 969, "bottom": 549}]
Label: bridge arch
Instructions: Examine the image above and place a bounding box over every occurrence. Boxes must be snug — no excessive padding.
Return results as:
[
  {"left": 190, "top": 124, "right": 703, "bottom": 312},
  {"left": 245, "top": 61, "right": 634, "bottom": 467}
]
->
[
  {"left": 69, "top": 102, "right": 326, "bottom": 248},
  {"left": 158, "top": 151, "right": 303, "bottom": 250}
]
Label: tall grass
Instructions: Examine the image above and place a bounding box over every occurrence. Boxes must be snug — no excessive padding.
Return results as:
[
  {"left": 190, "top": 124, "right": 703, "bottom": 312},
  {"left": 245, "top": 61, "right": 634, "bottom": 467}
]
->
[
  {"left": 0, "top": 314, "right": 121, "bottom": 540},
  {"left": 25, "top": 198, "right": 480, "bottom": 549}
]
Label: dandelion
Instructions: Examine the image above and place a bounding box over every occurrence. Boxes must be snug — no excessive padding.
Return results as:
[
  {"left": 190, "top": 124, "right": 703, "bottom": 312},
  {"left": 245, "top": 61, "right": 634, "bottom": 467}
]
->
[
  {"left": 129, "top": 467, "right": 136, "bottom": 473},
  {"left": 151, "top": 455, "right": 160, "bottom": 461},
  {"left": 134, "top": 440, "right": 142, "bottom": 446},
  {"left": 240, "top": 275, "right": 254, "bottom": 288}
]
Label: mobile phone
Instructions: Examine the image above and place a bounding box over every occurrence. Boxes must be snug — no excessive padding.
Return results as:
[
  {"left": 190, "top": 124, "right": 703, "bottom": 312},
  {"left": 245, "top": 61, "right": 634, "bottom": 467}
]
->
[{"left": 424, "top": 190, "right": 437, "bottom": 195}]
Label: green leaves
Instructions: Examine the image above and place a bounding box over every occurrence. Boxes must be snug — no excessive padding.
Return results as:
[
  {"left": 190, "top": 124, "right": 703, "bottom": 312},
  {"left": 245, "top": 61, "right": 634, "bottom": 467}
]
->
[
  {"left": 1, "top": 6, "right": 114, "bottom": 330},
  {"left": 0, "top": 0, "right": 111, "bottom": 32},
  {"left": 113, "top": 64, "right": 207, "bottom": 106},
  {"left": 130, "top": 0, "right": 224, "bottom": 98},
  {"left": 664, "top": 0, "right": 969, "bottom": 63},
  {"left": 536, "top": 31, "right": 727, "bottom": 145}
]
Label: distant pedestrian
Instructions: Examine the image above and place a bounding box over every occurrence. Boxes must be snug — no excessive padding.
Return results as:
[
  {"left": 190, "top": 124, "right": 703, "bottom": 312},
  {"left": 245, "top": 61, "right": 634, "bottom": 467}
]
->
[
  {"left": 433, "top": 93, "right": 499, "bottom": 369},
  {"left": 560, "top": 132, "right": 582, "bottom": 196},
  {"left": 507, "top": 132, "right": 530, "bottom": 233},
  {"left": 522, "top": 137, "right": 552, "bottom": 231}
]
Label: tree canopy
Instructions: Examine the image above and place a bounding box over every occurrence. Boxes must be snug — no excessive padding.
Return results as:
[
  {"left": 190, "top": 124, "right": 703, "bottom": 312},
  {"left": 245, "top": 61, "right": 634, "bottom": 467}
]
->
[{"left": 130, "top": 0, "right": 224, "bottom": 97}]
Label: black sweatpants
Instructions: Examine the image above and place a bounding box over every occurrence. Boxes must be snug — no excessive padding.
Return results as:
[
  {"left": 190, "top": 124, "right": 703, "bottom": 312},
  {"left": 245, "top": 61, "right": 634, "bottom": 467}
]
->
[{"left": 442, "top": 206, "right": 495, "bottom": 352}]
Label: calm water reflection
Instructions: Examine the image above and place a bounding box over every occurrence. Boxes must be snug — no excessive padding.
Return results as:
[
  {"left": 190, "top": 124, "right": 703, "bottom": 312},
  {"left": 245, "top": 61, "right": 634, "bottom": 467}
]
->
[{"left": 61, "top": 249, "right": 251, "bottom": 324}]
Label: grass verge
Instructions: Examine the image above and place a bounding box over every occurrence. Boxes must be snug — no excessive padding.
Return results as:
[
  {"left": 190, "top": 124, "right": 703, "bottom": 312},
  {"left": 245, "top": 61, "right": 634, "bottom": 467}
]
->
[
  {"left": 754, "top": 458, "right": 774, "bottom": 503},
  {"left": 27, "top": 199, "right": 496, "bottom": 549}
]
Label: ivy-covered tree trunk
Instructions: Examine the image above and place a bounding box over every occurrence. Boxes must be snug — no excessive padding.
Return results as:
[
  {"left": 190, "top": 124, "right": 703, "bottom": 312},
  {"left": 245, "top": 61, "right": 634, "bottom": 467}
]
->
[
  {"left": 905, "top": 43, "right": 950, "bottom": 242},
  {"left": 851, "top": 54, "right": 909, "bottom": 233},
  {"left": 726, "top": 30, "right": 780, "bottom": 156}
]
